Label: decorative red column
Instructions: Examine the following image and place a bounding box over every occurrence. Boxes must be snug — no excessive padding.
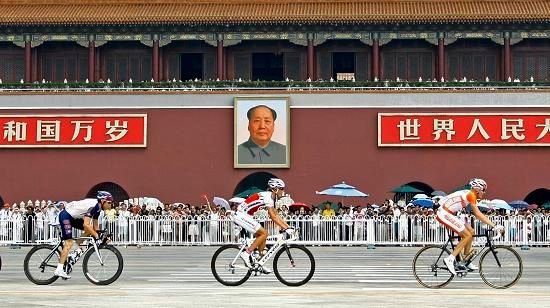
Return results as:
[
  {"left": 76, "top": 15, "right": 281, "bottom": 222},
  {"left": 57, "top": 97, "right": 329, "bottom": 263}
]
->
[
  {"left": 152, "top": 39, "right": 159, "bottom": 82},
  {"left": 372, "top": 37, "right": 380, "bottom": 81},
  {"left": 307, "top": 33, "right": 314, "bottom": 80},
  {"left": 24, "top": 40, "right": 31, "bottom": 83},
  {"left": 504, "top": 34, "right": 511, "bottom": 81},
  {"left": 438, "top": 37, "right": 445, "bottom": 81},
  {"left": 217, "top": 34, "right": 224, "bottom": 80},
  {"left": 95, "top": 47, "right": 102, "bottom": 81},
  {"left": 31, "top": 46, "right": 38, "bottom": 82},
  {"left": 159, "top": 47, "right": 165, "bottom": 81},
  {"left": 88, "top": 41, "right": 95, "bottom": 82}
]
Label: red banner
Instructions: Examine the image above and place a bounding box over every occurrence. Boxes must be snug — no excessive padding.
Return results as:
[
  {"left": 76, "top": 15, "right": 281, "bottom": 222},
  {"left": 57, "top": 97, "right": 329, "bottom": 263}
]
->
[
  {"left": 378, "top": 113, "right": 550, "bottom": 146},
  {"left": 0, "top": 114, "right": 147, "bottom": 147}
]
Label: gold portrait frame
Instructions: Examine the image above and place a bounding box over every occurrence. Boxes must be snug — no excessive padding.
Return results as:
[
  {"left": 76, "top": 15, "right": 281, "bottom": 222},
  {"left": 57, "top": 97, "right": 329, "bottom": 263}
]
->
[{"left": 234, "top": 96, "right": 290, "bottom": 168}]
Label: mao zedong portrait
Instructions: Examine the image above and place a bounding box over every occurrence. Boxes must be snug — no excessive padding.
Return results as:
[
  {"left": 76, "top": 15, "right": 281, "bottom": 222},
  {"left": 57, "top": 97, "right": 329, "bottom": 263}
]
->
[{"left": 237, "top": 105, "right": 287, "bottom": 165}]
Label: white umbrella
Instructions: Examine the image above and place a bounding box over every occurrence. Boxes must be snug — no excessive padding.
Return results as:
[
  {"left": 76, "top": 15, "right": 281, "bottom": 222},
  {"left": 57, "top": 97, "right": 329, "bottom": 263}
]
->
[
  {"left": 431, "top": 190, "right": 447, "bottom": 197},
  {"left": 228, "top": 197, "right": 245, "bottom": 204},
  {"left": 490, "top": 199, "right": 514, "bottom": 210},
  {"left": 413, "top": 193, "right": 429, "bottom": 200},
  {"left": 213, "top": 197, "right": 230, "bottom": 210},
  {"left": 143, "top": 197, "right": 163, "bottom": 211}
]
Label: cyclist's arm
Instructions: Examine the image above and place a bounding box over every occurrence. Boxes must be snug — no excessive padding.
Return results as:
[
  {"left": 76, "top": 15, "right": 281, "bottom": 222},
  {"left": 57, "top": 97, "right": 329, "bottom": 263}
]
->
[
  {"left": 267, "top": 207, "right": 289, "bottom": 230},
  {"left": 469, "top": 202, "right": 496, "bottom": 228}
]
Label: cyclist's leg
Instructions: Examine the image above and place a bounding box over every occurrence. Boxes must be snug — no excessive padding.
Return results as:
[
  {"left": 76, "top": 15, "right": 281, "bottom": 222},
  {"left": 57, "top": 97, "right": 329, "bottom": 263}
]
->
[
  {"left": 232, "top": 211, "right": 263, "bottom": 267},
  {"left": 57, "top": 210, "right": 76, "bottom": 278},
  {"left": 463, "top": 224, "right": 475, "bottom": 256},
  {"left": 58, "top": 211, "right": 76, "bottom": 265},
  {"left": 436, "top": 210, "right": 469, "bottom": 257},
  {"left": 232, "top": 211, "right": 263, "bottom": 252},
  {"left": 436, "top": 210, "right": 470, "bottom": 275},
  {"left": 71, "top": 218, "right": 87, "bottom": 245},
  {"left": 252, "top": 228, "right": 268, "bottom": 253}
]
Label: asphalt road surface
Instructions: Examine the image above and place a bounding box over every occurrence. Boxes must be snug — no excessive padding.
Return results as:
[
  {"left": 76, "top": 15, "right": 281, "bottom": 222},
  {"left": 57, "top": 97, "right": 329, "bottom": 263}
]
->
[{"left": 0, "top": 245, "right": 548, "bottom": 307}]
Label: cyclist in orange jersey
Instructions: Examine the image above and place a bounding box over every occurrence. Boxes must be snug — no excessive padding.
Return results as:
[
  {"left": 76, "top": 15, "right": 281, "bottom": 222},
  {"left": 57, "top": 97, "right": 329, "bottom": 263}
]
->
[{"left": 436, "top": 178, "right": 504, "bottom": 275}]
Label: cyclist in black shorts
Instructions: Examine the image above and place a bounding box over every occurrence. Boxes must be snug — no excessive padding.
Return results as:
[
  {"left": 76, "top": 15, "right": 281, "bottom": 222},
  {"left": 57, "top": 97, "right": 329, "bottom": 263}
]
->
[{"left": 54, "top": 191, "right": 113, "bottom": 279}]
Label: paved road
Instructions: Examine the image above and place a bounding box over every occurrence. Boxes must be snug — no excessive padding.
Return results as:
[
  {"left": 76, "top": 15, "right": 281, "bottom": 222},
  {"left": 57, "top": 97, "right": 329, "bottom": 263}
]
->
[{"left": 0, "top": 246, "right": 548, "bottom": 307}]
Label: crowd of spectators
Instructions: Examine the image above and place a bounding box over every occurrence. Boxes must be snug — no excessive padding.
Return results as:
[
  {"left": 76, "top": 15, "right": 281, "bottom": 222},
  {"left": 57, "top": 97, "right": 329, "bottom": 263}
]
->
[{"left": 1, "top": 197, "right": 549, "bottom": 244}]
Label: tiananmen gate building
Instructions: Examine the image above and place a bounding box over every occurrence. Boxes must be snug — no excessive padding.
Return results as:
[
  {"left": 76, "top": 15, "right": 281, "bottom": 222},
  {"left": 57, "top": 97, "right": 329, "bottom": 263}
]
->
[{"left": 0, "top": 0, "right": 549, "bottom": 206}]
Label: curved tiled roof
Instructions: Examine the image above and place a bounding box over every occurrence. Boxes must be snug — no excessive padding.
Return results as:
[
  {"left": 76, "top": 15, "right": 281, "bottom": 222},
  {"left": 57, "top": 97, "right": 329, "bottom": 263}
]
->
[{"left": 1, "top": 0, "right": 550, "bottom": 25}]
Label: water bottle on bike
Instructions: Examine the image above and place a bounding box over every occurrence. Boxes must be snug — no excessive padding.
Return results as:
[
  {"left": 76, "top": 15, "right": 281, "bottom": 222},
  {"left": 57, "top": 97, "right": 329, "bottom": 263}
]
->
[{"left": 68, "top": 248, "right": 83, "bottom": 266}]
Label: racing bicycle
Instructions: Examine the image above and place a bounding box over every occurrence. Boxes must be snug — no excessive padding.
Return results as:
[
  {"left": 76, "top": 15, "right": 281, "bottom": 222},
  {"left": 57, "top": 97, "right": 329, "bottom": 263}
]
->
[
  {"left": 23, "top": 227, "right": 123, "bottom": 285},
  {"left": 412, "top": 229, "right": 522, "bottom": 289},
  {"left": 211, "top": 229, "right": 315, "bottom": 286}
]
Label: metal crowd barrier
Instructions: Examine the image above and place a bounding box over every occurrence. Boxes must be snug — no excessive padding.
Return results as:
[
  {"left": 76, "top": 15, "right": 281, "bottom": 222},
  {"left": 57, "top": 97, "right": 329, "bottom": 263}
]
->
[{"left": 1, "top": 215, "right": 549, "bottom": 247}]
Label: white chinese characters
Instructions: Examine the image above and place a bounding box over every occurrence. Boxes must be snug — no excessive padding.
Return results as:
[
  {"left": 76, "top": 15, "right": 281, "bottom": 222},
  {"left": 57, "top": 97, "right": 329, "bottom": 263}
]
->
[
  {"left": 105, "top": 120, "right": 129, "bottom": 142},
  {"left": 1, "top": 118, "right": 132, "bottom": 144},
  {"left": 3, "top": 121, "right": 27, "bottom": 142},
  {"left": 392, "top": 116, "right": 550, "bottom": 143}
]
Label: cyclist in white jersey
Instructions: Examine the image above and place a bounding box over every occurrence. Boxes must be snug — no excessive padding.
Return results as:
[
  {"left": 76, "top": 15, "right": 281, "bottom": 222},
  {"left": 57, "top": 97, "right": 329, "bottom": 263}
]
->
[
  {"left": 436, "top": 178, "right": 504, "bottom": 275},
  {"left": 54, "top": 191, "right": 113, "bottom": 279},
  {"left": 232, "top": 178, "right": 294, "bottom": 273}
]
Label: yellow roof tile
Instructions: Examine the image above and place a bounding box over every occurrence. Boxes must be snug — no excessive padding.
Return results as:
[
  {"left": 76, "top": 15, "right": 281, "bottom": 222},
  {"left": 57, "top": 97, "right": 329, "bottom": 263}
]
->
[{"left": 0, "top": 0, "right": 549, "bottom": 25}]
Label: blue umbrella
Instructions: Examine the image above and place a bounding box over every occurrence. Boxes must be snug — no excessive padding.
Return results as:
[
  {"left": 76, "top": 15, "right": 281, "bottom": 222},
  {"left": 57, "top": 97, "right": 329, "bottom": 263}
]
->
[
  {"left": 412, "top": 198, "right": 433, "bottom": 208},
  {"left": 509, "top": 200, "right": 529, "bottom": 209},
  {"left": 316, "top": 182, "right": 369, "bottom": 197}
]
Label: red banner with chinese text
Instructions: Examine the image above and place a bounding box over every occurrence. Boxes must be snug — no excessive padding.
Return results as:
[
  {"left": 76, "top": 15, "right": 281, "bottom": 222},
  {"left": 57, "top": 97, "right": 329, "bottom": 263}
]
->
[
  {"left": 0, "top": 114, "right": 147, "bottom": 147},
  {"left": 378, "top": 113, "right": 550, "bottom": 146}
]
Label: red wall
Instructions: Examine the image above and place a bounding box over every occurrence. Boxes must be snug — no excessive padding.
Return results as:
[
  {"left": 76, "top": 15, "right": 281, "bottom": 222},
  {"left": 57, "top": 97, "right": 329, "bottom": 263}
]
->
[{"left": 0, "top": 107, "right": 548, "bottom": 206}]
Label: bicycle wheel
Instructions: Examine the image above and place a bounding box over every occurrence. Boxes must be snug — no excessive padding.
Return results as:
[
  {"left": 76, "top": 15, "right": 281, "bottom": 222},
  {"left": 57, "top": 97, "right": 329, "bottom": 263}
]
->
[
  {"left": 211, "top": 245, "right": 252, "bottom": 286},
  {"left": 479, "top": 245, "right": 523, "bottom": 289},
  {"left": 23, "top": 244, "right": 61, "bottom": 285},
  {"left": 273, "top": 244, "right": 315, "bottom": 287},
  {"left": 412, "top": 245, "right": 454, "bottom": 288},
  {"left": 82, "top": 245, "right": 124, "bottom": 285}
]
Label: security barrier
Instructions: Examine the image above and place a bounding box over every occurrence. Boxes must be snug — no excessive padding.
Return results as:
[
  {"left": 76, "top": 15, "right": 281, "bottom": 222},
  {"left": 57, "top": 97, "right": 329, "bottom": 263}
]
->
[{"left": 1, "top": 215, "right": 549, "bottom": 247}]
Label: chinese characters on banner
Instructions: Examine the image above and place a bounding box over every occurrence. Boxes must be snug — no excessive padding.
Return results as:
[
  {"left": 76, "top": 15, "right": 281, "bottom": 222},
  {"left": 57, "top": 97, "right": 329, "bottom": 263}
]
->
[
  {"left": 378, "top": 113, "right": 550, "bottom": 146},
  {"left": 0, "top": 114, "right": 147, "bottom": 147}
]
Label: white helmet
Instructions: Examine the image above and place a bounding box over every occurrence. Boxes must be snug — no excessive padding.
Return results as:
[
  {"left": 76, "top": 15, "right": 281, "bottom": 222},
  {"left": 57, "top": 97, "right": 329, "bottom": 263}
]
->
[
  {"left": 469, "top": 178, "right": 487, "bottom": 192},
  {"left": 267, "top": 178, "right": 285, "bottom": 190}
]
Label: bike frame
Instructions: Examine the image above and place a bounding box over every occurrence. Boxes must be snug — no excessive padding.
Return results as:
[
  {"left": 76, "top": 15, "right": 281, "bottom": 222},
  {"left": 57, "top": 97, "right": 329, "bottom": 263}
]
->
[
  {"left": 231, "top": 232, "right": 296, "bottom": 270},
  {"left": 438, "top": 230, "right": 504, "bottom": 269},
  {"left": 38, "top": 228, "right": 107, "bottom": 271}
]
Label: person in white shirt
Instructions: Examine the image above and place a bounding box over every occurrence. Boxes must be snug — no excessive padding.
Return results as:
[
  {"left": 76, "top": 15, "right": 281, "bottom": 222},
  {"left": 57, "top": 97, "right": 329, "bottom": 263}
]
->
[{"left": 117, "top": 204, "right": 131, "bottom": 243}]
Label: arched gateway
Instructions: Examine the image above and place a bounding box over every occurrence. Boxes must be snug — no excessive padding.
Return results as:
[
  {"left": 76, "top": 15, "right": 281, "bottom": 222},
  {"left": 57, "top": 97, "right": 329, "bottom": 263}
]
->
[
  {"left": 233, "top": 172, "right": 279, "bottom": 197},
  {"left": 86, "top": 182, "right": 129, "bottom": 205}
]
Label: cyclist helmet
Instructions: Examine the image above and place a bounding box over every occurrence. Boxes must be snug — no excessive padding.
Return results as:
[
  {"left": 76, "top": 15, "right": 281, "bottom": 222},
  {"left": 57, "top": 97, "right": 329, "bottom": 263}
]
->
[
  {"left": 469, "top": 178, "right": 487, "bottom": 192},
  {"left": 97, "top": 191, "right": 114, "bottom": 202},
  {"left": 267, "top": 178, "right": 285, "bottom": 190}
]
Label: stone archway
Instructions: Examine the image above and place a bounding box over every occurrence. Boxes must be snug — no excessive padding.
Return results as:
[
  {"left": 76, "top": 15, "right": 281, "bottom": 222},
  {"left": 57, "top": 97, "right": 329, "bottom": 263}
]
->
[
  {"left": 86, "top": 182, "right": 130, "bottom": 205},
  {"left": 233, "top": 172, "right": 278, "bottom": 197},
  {"left": 405, "top": 181, "right": 435, "bottom": 196},
  {"left": 524, "top": 188, "right": 550, "bottom": 206}
]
